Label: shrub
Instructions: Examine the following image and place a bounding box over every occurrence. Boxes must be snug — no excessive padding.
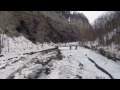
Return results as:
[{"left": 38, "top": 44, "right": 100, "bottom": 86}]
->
[
  {"left": 106, "top": 51, "right": 112, "bottom": 59},
  {"left": 97, "top": 47, "right": 106, "bottom": 56}
]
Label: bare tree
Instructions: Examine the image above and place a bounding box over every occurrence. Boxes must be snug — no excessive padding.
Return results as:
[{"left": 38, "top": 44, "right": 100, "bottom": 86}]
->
[
  {"left": 7, "top": 36, "right": 9, "bottom": 52},
  {"left": 1, "top": 31, "right": 4, "bottom": 47},
  {"left": 4, "top": 28, "right": 10, "bottom": 52},
  {"left": 93, "top": 11, "right": 120, "bottom": 45},
  {"left": 26, "top": 42, "right": 28, "bottom": 49},
  {"left": 0, "top": 28, "right": 4, "bottom": 54}
]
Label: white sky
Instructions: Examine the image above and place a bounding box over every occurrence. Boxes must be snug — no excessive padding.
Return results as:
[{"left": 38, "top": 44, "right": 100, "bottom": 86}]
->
[{"left": 78, "top": 11, "right": 106, "bottom": 24}]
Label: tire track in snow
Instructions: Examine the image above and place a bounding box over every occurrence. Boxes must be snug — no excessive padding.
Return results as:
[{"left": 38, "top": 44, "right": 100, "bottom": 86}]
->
[
  {"left": 6, "top": 48, "right": 58, "bottom": 79},
  {"left": 87, "top": 57, "right": 114, "bottom": 79}
]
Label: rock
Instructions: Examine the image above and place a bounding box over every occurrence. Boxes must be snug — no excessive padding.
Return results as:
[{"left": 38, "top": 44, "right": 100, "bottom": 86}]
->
[
  {"left": 35, "top": 60, "right": 42, "bottom": 64},
  {"left": 9, "top": 75, "right": 15, "bottom": 79},
  {"left": 19, "top": 56, "right": 25, "bottom": 60},
  {"left": 27, "top": 69, "right": 42, "bottom": 79},
  {"left": 27, "top": 72, "right": 37, "bottom": 79},
  {"left": 84, "top": 45, "right": 91, "bottom": 49},
  {"left": 0, "top": 54, "right": 4, "bottom": 57},
  {"left": 29, "top": 52, "right": 35, "bottom": 55},
  {"left": 79, "top": 63, "right": 84, "bottom": 69},
  {"left": 96, "top": 76, "right": 103, "bottom": 79},
  {"left": 97, "top": 47, "right": 106, "bottom": 56},
  {"left": 44, "top": 68, "right": 51, "bottom": 75},
  {"left": 48, "top": 64, "right": 53, "bottom": 67},
  {"left": 106, "top": 51, "right": 117, "bottom": 62},
  {"left": 76, "top": 75, "right": 82, "bottom": 79},
  {"left": 0, "top": 66, "right": 6, "bottom": 69},
  {"left": 79, "top": 63, "right": 83, "bottom": 67}
]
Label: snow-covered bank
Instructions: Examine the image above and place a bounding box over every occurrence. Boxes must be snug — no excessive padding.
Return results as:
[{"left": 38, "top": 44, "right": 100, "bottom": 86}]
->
[
  {"left": 0, "top": 34, "right": 55, "bottom": 58},
  {"left": 82, "top": 41, "right": 120, "bottom": 61}
]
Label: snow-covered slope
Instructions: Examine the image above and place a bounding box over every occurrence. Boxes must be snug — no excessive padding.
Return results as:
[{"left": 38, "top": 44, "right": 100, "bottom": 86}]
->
[
  {"left": 0, "top": 34, "right": 56, "bottom": 79},
  {"left": 1, "top": 34, "right": 55, "bottom": 57},
  {"left": 0, "top": 34, "right": 120, "bottom": 79}
]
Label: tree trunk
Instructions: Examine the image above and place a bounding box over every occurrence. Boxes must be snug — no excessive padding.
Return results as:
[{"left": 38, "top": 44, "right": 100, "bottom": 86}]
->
[
  {"left": 2, "top": 32, "right": 4, "bottom": 47},
  {"left": 8, "top": 37, "right": 9, "bottom": 52},
  {"left": 27, "top": 42, "right": 28, "bottom": 49},
  {"left": 70, "top": 46, "right": 71, "bottom": 50},
  {"left": 0, "top": 33, "right": 1, "bottom": 54}
]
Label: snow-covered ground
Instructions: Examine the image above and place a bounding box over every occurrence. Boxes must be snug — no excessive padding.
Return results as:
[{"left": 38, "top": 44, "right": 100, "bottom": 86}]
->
[
  {"left": 37, "top": 47, "right": 120, "bottom": 79},
  {"left": 83, "top": 40, "right": 120, "bottom": 61},
  {"left": 1, "top": 34, "right": 120, "bottom": 79},
  {"left": 1, "top": 46, "right": 119, "bottom": 79},
  {"left": 0, "top": 47, "right": 57, "bottom": 79}
]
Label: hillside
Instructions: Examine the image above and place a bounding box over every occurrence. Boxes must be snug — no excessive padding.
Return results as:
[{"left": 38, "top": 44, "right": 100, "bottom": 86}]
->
[
  {"left": 0, "top": 11, "right": 120, "bottom": 79},
  {"left": 82, "top": 11, "right": 120, "bottom": 62},
  {"left": 93, "top": 11, "right": 120, "bottom": 45},
  {"left": 0, "top": 11, "right": 90, "bottom": 44}
]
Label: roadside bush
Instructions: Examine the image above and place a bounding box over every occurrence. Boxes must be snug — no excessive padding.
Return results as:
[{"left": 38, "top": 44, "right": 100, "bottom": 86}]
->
[
  {"left": 56, "top": 49, "right": 63, "bottom": 60},
  {"left": 97, "top": 47, "right": 106, "bottom": 56},
  {"left": 0, "top": 44, "right": 3, "bottom": 48},
  {"left": 105, "top": 51, "right": 113, "bottom": 59},
  {"left": 117, "top": 46, "right": 120, "bottom": 51},
  {"left": 84, "top": 45, "right": 91, "bottom": 49}
]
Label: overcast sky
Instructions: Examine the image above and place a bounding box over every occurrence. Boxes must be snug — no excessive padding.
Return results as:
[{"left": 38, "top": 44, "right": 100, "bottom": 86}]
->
[{"left": 78, "top": 11, "right": 106, "bottom": 24}]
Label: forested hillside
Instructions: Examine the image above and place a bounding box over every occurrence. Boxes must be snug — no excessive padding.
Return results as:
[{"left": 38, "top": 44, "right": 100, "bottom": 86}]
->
[
  {"left": 93, "top": 11, "right": 120, "bottom": 45},
  {"left": 0, "top": 11, "right": 91, "bottom": 44}
]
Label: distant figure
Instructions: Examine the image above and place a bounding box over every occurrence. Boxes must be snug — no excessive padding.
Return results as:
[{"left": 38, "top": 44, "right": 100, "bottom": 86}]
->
[
  {"left": 70, "top": 46, "right": 72, "bottom": 50},
  {"left": 55, "top": 46, "right": 58, "bottom": 49},
  {"left": 41, "top": 44, "right": 43, "bottom": 49},
  {"left": 76, "top": 46, "right": 78, "bottom": 50},
  {"left": 65, "top": 42, "right": 66, "bottom": 46}
]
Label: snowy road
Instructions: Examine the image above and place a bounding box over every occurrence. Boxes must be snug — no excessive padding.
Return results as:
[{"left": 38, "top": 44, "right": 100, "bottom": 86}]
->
[
  {"left": 0, "top": 46, "right": 120, "bottom": 79},
  {"left": 38, "top": 47, "right": 120, "bottom": 79}
]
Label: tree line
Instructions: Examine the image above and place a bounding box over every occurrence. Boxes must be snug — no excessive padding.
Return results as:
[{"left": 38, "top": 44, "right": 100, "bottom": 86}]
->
[{"left": 92, "top": 11, "right": 120, "bottom": 45}]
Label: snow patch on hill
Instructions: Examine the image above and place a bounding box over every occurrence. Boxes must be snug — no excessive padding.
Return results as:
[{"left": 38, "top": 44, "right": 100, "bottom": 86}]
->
[{"left": 1, "top": 34, "right": 55, "bottom": 56}]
